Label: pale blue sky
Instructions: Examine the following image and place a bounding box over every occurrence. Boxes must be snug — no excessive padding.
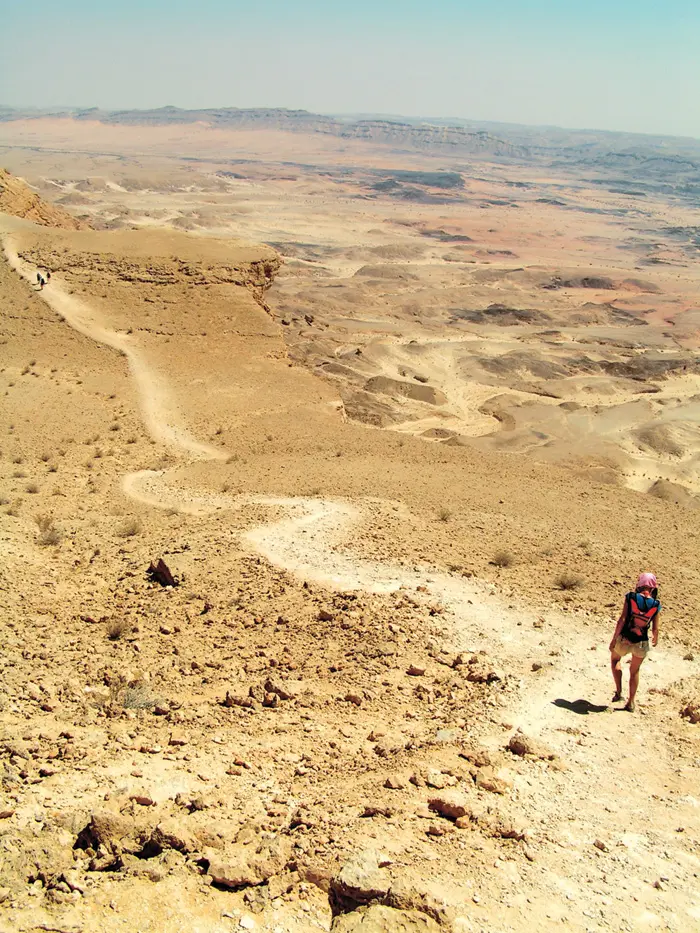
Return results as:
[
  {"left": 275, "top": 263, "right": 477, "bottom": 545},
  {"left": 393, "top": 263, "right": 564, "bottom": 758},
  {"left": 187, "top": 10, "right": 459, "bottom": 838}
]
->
[{"left": 1, "top": 0, "right": 698, "bottom": 138}]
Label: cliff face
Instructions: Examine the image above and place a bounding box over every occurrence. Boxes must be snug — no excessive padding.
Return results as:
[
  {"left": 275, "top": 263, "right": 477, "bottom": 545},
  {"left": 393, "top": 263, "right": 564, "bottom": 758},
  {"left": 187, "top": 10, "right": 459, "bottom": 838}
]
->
[
  {"left": 0, "top": 168, "right": 88, "bottom": 229},
  {"left": 58, "top": 107, "right": 529, "bottom": 159}
]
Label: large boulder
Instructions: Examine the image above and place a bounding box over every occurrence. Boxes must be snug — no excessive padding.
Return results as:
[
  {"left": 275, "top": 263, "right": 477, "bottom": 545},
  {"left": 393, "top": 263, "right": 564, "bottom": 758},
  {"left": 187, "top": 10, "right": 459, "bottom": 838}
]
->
[
  {"left": 207, "top": 836, "right": 289, "bottom": 888},
  {"left": 331, "top": 849, "right": 392, "bottom": 909},
  {"left": 332, "top": 905, "right": 441, "bottom": 932}
]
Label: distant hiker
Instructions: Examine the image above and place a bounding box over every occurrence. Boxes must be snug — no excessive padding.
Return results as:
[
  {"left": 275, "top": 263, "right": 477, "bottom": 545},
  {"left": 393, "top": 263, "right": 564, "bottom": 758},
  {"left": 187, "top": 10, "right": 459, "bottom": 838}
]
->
[
  {"left": 609, "top": 572, "right": 660, "bottom": 712},
  {"left": 36, "top": 272, "right": 41, "bottom": 285},
  {"left": 39, "top": 275, "right": 45, "bottom": 290},
  {"left": 46, "top": 271, "right": 51, "bottom": 283}
]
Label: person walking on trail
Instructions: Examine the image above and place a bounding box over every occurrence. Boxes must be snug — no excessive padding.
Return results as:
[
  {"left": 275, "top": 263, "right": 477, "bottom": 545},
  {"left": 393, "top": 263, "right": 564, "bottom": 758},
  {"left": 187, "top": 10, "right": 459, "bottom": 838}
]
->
[{"left": 609, "top": 572, "right": 660, "bottom": 712}]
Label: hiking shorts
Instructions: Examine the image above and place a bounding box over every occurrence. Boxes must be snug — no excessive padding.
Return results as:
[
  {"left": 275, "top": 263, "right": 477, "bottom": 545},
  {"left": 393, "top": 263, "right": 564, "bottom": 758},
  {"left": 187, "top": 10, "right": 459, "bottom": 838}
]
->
[{"left": 612, "top": 637, "right": 649, "bottom": 660}]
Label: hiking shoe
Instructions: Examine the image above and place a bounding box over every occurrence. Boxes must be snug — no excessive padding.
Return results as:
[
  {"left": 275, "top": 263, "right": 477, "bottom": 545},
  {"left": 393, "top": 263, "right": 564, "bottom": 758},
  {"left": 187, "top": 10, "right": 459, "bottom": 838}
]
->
[
  {"left": 624, "top": 700, "right": 636, "bottom": 713},
  {"left": 612, "top": 692, "right": 623, "bottom": 703}
]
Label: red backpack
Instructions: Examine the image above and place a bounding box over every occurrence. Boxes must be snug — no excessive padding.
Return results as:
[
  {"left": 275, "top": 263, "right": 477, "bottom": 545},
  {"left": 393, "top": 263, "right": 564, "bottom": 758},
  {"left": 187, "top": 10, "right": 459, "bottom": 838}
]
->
[{"left": 622, "top": 592, "right": 660, "bottom": 643}]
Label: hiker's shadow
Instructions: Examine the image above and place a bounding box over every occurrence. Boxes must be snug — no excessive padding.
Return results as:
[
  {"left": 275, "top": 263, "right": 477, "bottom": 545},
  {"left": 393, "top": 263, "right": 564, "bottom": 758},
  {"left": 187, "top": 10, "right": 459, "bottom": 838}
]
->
[{"left": 553, "top": 698, "right": 608, "bottom": 715}]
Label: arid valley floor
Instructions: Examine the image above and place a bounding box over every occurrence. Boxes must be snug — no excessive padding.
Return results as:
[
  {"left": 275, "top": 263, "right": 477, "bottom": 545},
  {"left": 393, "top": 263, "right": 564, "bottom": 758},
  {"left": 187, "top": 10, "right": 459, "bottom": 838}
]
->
[{"left": 0, "top": 111, "right": 699, "bottom": 933}]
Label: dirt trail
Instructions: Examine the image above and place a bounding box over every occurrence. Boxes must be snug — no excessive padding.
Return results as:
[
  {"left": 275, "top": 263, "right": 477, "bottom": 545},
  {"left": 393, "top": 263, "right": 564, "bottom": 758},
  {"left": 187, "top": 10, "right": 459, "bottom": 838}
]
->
[
  {"left": 2, "top": 223, "right": 689, "bottom": 727},
  {"left": 3, "top": 232, "right": 699, "bottom": 930},
  {"left": 1, "top": 233, "right": 225, "bottom": 461}
]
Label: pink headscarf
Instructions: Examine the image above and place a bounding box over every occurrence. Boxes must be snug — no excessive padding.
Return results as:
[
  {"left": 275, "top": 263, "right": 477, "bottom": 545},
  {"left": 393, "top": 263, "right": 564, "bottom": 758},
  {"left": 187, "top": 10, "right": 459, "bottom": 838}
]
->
[{"left": 636, "top": 572, "right": 657, "bottom": 591}]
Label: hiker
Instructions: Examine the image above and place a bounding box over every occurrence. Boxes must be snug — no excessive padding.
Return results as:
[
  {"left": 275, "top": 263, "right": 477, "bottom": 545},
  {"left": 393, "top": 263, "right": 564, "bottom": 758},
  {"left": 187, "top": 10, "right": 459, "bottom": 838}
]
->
[
  {"left": 39, "top": 275, "right": 45, "bottom": 290},
  {"left": 46, "top": 271, "right": 51, "bottom": 283},
  {"left": 609, "top": 572, "right": 660, "bottom": 712},
  {"left": 36, "top": 272, "right": 41, "bottom": 286}
]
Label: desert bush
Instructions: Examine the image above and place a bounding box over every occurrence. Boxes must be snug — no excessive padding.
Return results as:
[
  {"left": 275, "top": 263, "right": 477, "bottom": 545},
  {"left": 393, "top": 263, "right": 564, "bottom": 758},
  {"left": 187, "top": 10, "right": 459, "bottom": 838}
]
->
[
  {"left": 48, "top": 463, "right": 58, "bottom": 472},
  {"left": 38, "top": 523, "right": 62, "bottom": 546},
  {"left": 25, "top": 482, "right": 39, "bottom": 494},
  {"left": 491, "top": 550, "right": 515, "bottom": 568},
  {"left": 437, "top": 507, "right": 452, "bottom": 522},
  {"left": 12, "top": 455, "right": 23, "bottom": 464},
  {"left": 117, "top": 517, "right": 142, "bottom": 538},
  {"left": 107, "top": 618, "right": 132, "bottom": 641},
  {"left": 555, "top": 572, "right": 584, "bottom": 591},
  {"left": 108, "top": 673, "right": 156, "bottom": 709},
  {"left": 123, "top": 683, "right": 157, "bottom": 709},
  {"left": 0, "top": 495, "right": 9, "bottom": 506},
  {"left": 109, "top": 422, "right": 120, "bottom": 432},
  {"left": 11, "top": 470, "right": 25, "bottom": 479},
  {"left": 40, "top": 452, "right": 51, "bottom": 462}
]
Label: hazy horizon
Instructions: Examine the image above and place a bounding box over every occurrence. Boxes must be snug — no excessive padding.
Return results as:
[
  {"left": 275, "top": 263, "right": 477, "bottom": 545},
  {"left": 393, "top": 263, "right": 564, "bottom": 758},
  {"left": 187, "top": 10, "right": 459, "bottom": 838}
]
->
[{"left": 2, "top": 0, "right": 699, "bottom": 139}]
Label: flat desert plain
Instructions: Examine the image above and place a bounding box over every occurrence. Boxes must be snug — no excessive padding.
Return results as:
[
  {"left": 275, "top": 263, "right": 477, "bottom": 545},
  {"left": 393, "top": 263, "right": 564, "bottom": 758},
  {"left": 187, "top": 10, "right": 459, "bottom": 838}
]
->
[{"left": 0, "top": 113, "right": 699, "bottom": 933}]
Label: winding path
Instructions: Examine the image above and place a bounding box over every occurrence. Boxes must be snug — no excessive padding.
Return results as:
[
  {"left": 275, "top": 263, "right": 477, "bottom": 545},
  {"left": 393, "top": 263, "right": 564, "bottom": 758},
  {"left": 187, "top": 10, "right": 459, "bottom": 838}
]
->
[{"left": 4, "top": 228, "right": 699, "bottom": 926}]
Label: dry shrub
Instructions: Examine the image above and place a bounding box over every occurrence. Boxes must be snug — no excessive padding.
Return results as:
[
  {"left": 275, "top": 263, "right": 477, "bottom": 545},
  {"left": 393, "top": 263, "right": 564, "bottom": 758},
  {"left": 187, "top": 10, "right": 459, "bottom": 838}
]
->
[
  {"left": 117, "top": 517, "right": 141, "bottom": 538},
  {"left": 35, "top": 513, "right": 62, "bottom": 546},
  {"left": 108, "top": 673, "right": 156, "bottom": 710},
  {"left": 25, "top": 482, "right": 39, "bottom": 494},
  {"left": 491, "top": 550, "right": 515, "bottom": 568},
  {"left": 107, "top": 618, "right": 132, "bottom": 641},
  {"left": 555, "top": 572, "right": 584, "bottom": 591},
  {"left": 437, "top": 507, "right": 452, "bottom": 522}
]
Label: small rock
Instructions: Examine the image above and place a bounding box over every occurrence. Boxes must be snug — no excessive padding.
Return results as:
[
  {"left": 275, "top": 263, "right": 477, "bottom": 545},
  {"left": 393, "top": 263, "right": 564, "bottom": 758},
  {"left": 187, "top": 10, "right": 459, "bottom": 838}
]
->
[
  {"left": 318, "top": 609, "right": 334, "bottom": 622},
  {"left": 428, "top": 791, "right": 470, "bottom": 820},
  {"left": 129, "top": 792, "right": 156, "bottom": 807},
  {"left": 507, "top": 731, "right": 555, "bottom": 760},
  {"left": 425, "top": 770, "right": 447, "bottom": 790},
  {"left": 593, "top": 838, "right": 608, "bottom": 853},
  {"left": 345, "top": 693, "right": 363, "bottom": 707},
  {"left": 384, "top": 776, "right": 405, "bottom": 790},
  {"left": 362, "top": 805, "right": 393, "bottom": 818},
  {"left": 406, "top": 664, "right": 426, "bottom": 677},
  {"left": 475, "top": 767, "right": 511, "bottom": 795}
]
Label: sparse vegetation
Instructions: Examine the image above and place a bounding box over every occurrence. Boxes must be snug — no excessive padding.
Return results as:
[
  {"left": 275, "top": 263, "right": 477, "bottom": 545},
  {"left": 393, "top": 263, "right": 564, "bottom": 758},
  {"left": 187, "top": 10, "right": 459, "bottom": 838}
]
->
[
  {"left": 25, "top": 482, "right": 39, "bottom": 494},
  {"left": 107, "top": 618, "right": 132, "bottom": 641},
  {"left": 555, "top": 572, "right": 584, "bottom": 591},
  {"left": 117, "top": 517, "right": 142, "bottom": 538},
  {"left": 491, "top": 549, "right": 515, "bottom": 568},
  {"left": 35, "top": 514, "right": 62, "bottom": 547},
  {"left": 437, "top": 507, "right": 452, "bottom": 522}
]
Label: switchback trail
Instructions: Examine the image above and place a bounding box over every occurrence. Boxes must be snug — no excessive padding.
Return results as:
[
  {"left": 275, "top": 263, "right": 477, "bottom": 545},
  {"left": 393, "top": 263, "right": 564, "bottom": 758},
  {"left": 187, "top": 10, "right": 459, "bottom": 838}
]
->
[{"left": 3, "top": 228, "right": 699, "bottom": 930}]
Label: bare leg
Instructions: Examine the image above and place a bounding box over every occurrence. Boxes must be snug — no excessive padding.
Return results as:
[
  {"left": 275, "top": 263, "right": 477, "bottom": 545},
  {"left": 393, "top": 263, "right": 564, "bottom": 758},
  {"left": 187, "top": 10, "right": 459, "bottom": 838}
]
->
[
  {"left": 627, "top": 656, "right": 644, "bottom": 710},
  {"left": 610, "top": 653, "right": 623, "bottom": 699}
]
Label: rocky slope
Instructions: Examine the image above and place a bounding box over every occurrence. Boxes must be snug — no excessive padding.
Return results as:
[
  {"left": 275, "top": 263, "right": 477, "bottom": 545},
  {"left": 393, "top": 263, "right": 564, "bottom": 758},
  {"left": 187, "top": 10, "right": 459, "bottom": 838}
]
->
[{"left": 0, "top": 168, "right": 87, "bottom": 230}]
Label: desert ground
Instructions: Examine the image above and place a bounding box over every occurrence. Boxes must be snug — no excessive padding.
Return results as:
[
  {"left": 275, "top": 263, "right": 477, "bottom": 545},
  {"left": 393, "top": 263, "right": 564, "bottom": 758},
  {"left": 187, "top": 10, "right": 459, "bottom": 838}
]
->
[{"left": 0, "top": 113, "right": 699, "bottom": 933}]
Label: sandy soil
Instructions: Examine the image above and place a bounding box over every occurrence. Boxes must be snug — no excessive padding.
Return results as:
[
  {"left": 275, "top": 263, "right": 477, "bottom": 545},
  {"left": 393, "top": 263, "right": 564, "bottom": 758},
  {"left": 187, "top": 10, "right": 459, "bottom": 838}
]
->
[{"left": 0, "top": 129, "right": 699, "bottom": 933}]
